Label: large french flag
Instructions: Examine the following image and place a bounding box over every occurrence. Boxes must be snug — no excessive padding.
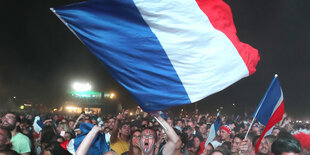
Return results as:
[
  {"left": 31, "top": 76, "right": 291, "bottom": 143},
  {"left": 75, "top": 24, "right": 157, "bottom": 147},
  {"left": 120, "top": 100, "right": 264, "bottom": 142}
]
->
[
  {"left": 51, "top": 0, "right": 259, "bottom": 112},
  {"left": 254, "top": 75, "right": 284, "bottom": 153}
]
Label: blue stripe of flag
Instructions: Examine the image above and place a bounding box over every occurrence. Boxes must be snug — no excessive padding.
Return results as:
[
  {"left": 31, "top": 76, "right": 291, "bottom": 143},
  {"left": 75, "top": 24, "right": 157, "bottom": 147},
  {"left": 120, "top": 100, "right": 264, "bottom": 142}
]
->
[{"left": 53, "top": 0, "right": 191, "bottom": 111}]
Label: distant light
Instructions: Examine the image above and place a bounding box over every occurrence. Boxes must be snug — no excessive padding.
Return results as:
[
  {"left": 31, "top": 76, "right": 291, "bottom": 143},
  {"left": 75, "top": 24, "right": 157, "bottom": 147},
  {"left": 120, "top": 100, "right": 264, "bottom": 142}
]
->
[
  {"left": 129, "top": 112, "right": 133, "bottom": 116},
  {"left": 110, "top": 93, "right": 115, "bottom": 99},
  {"left": 72, "top": 82, "right": 92, "bottom": 91},
  {"left": 53, "top": 108, "right": 57, "bottom": 111},
  {"left": 13, "top": 96, "right": 16, "bottom": 99},
  {"left": 20, "top": 105, "right": 24, "bottom": 110},
  {"left": 66, "top": 106, "right": 79, "bottom": 110}
]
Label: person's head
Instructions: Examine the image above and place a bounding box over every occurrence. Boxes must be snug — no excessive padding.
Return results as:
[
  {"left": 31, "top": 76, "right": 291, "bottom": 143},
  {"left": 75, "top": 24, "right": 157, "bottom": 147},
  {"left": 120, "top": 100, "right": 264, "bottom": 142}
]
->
[
  {"left": 263, "top": 135, "right": 276, "bottom": 154},
  {"left": 140, "top": 128, "right": 157, "bottom": 154},
  {"left": 131, "top": 130, "right": 141, "bottom": 148},
  {"left": 272, "top": 127, "right": 281, "bottom": 136},
  {"left": 1, "top": 112, "right": 21, "bottom": 131},
  {"left": 41, "top": 126, "right": 58, "bottom": 146},
  {"left": 219, "top": 125, "right": 232, "bottom": 141},
  {"left": 0, "top": 127, "right": 11, "bottom": 150},
  {"left": 187, "top": 120, "right": 195, "bottom": 129},
  {"left": 183, "top": 125, "right": 193, "bottom": 138},
  {"left": 176, "top": 119, "right": 183, "bottom": 128},
  {"left": 193, "top": 135, "right": 203, "bottom": 148},
  {"left": 57, "top": 122, "right": 71, "bottom": 136},
  {"left": 226, "top": 120, "right": 236, "bottom": 130},
  {"left": 174, "top": 128, "right": 187, "bottom": 151},
  {"left": 252, "top": 124, "right": 261, "bottom": 136},
  {"left": 199, "top": 123, "right": 207, "bottom": 134},
  {"left": 119, "top": 122, "right": 131, "bottom": 138},
  {"left": 68, "top": 120, "right": 75, "bottom": 129},
  {"left": 210, "top": 146, "right": 231, "bottom": 155},
  {"left": 272, "top": 136, "right": 302, "bottom": 155},
  {"left": 108, "top": 118, "right": 115, "bottom": 129},
  {"left": 231, "top": 134, "right": 244, "bottom": 153},
  {"left": 257, "top": 138, "right": 269, "bottom": 155},
  {"left": 141, "top": 119, "right": 148, "bottom": 128}
]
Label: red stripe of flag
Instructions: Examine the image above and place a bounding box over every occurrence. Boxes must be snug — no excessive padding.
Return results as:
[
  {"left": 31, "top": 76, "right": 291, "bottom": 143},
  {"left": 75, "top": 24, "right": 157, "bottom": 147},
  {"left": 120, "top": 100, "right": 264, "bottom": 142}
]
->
[{"left": 195, "top": 0, "right": 260, "bottom": 75}]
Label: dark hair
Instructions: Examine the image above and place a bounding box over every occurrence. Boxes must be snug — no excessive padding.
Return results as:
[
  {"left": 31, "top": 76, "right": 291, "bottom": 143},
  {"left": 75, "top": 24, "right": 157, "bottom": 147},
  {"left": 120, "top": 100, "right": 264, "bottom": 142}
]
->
[
  {"left": 272, "top": 137, "right": 302, "bottom": 155},
  {"left": 174, "top": 128, "right": 187, "bottom": 148},
  {"left": 233, "top": 134, "right": 245, "bottom": 141},
  {"left": 0, "top": 126, "right": 12, "bottom": 139},
  {"left": 8, "top": 112, "right": 21, "bottom": 123},
  {"left": 211, "top": 146, "right": 231, "bottom": 155},
  {"left": 0, "top": 150, "right": 19, "bottom": 155},
  {"left": 264, "top": 135, "right": 276, "bottom": 144},
  {"left": 44, "top": 142, "right": 71, "bottom": 155}
]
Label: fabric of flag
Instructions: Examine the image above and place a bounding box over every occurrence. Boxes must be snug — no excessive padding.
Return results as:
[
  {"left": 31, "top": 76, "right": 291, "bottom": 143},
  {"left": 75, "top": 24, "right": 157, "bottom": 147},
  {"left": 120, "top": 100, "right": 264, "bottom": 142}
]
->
[
  {"left": 254, "top": 75, "right": 284, "bottom": 153},
  {"left": 74, "top": 123, "right": 109, "bottom": 155},
  {"left": 198, "top": 114, "right": 221, "bottom": 155},
  {"left": 33, "top": 116, "right": 45, "bottom": 139},
  {"left": 51, "top": 0, "right": 260, "bottom": 112}
]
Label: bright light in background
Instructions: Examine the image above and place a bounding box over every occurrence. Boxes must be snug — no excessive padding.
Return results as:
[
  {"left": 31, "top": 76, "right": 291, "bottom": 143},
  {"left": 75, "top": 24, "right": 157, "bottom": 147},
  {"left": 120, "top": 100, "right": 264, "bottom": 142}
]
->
[
  {"left": 72, "top": 82, "right": 92, "bottom": 91},
  {"left": 13, "top": 96, "right": 16, "bottom": 99},
  {"left": 66, "top": 106, "right": 79, "bottom": 110},
  {"left": 110, "top": 93, "right": 115, "bottom": 99},
  {"left": 129, "top": 112, "right": 133, "bottom": 116}
]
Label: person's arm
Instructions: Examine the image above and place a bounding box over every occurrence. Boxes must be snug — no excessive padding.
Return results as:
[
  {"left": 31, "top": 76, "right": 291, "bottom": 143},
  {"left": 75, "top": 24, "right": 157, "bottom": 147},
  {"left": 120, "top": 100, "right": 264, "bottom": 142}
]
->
[
  {"left": 155, "top": 115, "right": 179, "bottom": 155},
  {"left": 76, "top": 125, "right": 102, "bottom": 155},
  {"left": 110, "top": 111, "right": 125, "bottom": 144},
  {"left": 73, "top": 114, "right": 85, "bottom": 129}
]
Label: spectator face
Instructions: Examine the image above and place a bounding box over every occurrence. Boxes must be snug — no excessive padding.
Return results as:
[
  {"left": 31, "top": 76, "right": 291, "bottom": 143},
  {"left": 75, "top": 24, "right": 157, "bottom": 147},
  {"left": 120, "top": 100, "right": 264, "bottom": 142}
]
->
[
  {"left": 64, "top": 132, "right": 72, "bottom": 141},
  {"left": 220, "top": 129, "right": 230, "bottom": 141},
  {"left": 142, "top": 120, "right": 148, "bottom": 127},
  {"left": 199, "top": 124, "right": 207, "bottom": 134},
  {"left": 272, "top": 128, "right": 280, "bottom": 136},
  {"left": 176, "top": 120, "right": 183, "bottom": 127},
  {"left": 187, "top": 121, "right": 195, "bottom": 129},
  {"left": 1, "top": 114, "right": 17, "bottom": 131},
  {"left": 141, "top": 129, "right": 156, "bottom": 154},
  {"left": 108, "top": 118, "right": 115, "bottom": 129},
  {"left": 69, "top": 120, "right": 75, "bottom": 129},
  {"left": 252, "top": 126, "right": 261, "bottom": 136},
  {"left": 132, "top": 131, "right": 141, "bottom": 148},
  {"left": 91, "top": 119, "right": 97, "bottom": 125},
  {"left": 258, "top": 138, "right": 269, "bottom": 154},
  {"left": 193, "top": 137, "right": 201, "bottom": 148},
  {"left": 0, "top": 129, "right": 10, "bottom": 147},
  {"left": 231, "top": 137, "right": 242, "bottom": 153},
  {"left": 120, "top": 124, "right": 130, "bottom": 137},
  {"left": 206, "top": 144, "right": 214, "bottom": 153}
]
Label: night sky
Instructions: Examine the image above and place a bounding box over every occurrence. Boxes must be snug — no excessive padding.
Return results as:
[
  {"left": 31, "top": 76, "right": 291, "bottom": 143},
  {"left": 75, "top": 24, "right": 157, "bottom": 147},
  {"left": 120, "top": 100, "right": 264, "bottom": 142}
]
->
[{"left": 0, "top": 0, "right": 309, "bottom": 119}]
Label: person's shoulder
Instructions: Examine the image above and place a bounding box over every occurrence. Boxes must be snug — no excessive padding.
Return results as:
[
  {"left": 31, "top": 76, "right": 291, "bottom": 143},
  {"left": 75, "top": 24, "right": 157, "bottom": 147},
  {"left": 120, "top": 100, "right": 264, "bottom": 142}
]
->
[{"left": 15, "top": 132, "right": 31, "bottom": 142}]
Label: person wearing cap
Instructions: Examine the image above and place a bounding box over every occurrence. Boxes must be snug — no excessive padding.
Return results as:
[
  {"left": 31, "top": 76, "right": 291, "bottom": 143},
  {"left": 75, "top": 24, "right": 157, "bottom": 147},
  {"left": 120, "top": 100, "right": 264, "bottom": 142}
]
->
[{"left": 219, "top": 125, "right": 232, "bottom": 143}]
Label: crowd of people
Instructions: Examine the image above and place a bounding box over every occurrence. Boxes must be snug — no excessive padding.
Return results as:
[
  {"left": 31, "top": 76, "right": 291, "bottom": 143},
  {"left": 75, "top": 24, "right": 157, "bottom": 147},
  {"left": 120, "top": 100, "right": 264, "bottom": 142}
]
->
[{"left": 0, "top": 110, "right": 309, "bottom": 155}]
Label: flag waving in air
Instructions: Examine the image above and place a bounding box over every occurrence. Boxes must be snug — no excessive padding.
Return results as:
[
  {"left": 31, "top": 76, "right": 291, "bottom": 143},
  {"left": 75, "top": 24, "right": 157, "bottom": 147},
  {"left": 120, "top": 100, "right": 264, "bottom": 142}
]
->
[
  {"left": 51, "top": 0, "right": 260, "bottom": 112},
  {"left": 253, "top": 74, "right": 285, "bottom": 153}
]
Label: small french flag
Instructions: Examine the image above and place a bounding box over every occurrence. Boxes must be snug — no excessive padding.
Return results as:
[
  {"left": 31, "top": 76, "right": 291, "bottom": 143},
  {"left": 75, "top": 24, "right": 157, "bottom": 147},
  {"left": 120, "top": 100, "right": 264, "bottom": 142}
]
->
[{"left": 253, "top": 74, "right": 285, "bottom": 153}]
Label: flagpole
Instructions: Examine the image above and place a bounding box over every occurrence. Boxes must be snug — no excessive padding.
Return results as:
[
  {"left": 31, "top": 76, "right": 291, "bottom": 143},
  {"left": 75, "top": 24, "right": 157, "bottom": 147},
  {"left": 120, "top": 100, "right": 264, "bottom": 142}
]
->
[{"left": 244, "top": 74, "right": 278, "bottom": 139}]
